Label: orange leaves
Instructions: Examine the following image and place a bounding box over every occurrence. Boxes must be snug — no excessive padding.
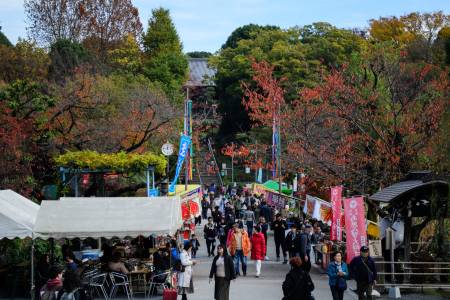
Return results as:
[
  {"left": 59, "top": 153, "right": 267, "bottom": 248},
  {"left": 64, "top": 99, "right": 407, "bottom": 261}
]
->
[{"left": 242, "top": 59, "right": 286, "bottom": 127}]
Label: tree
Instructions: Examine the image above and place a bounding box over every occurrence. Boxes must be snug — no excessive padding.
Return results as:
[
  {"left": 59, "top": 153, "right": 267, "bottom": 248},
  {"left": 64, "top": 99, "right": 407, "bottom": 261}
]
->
[
  {"left": 243, "top": 49, "right": 448, "bottom": 192},
  {"left": 142, "top": 7, "right": 187, "bottom": 101},
  {"left": 25, "top": 0, "right": 87, "bottom": 45},
  {"left": 48, "top": 39, "right": 90, "bottom": 81},
  {"left": 299, "top": 22, "right": 366, "bottom": 68},
  {"left": 108, "top": 34, "right": 142, "bottom": 74},
  {"left": 221, "top": 24, "right": 279, "bottom": 49},
  {"left": 0, "top": 80, "right": 55, "bottom": 196},
  {"left": 0, "top": 39, "right": 50, "bottom": 83},
  {"left": 47, "top": 71, "right": 179, "bottom": 153},
  {"left": 211, "top": 26, "right": 316, "bottom": 137},
  {"left": 186, "top": 51, "right": 212, "bottom": 58},
  {"left": 25, "top": 0, "right": 142, "bottom": 54},
  {"left": 0, "top": 26, "right": 12, "bottom": 47},
  {"left": 369, "top": 11, "right": 450, "bottom": 63}
]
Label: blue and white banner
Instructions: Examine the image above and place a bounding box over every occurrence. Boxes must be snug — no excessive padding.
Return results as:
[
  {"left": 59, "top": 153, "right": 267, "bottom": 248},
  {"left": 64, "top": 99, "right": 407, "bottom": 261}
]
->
[{"left": 169, "top": 135, "right": 191, "bottom": 193}]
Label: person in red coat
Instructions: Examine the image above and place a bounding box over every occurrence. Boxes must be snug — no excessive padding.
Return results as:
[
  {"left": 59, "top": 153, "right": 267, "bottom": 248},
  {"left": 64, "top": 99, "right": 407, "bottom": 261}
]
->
[{"left": 251, "top": 226, "right": 266, "bottom": 277}]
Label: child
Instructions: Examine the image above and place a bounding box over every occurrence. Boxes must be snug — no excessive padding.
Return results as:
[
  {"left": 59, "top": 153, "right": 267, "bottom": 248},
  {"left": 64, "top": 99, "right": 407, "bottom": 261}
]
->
[{"left": 190, "top": 234, "right": 200, "bottom": 258}]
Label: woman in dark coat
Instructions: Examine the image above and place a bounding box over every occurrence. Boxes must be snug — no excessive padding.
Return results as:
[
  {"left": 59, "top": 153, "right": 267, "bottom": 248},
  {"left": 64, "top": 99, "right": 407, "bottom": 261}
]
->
[
  {"left": 282, "top": 257, "right": 314, "bottom": 300},
  {"left": 209, "top": 244, "right": 236, "bottom": 300}
]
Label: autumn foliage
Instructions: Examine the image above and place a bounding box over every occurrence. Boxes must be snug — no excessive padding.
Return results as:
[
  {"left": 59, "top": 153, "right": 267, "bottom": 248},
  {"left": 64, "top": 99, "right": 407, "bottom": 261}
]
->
[{"left": 243, "top": 51, "right": 448, "bottom": 191}]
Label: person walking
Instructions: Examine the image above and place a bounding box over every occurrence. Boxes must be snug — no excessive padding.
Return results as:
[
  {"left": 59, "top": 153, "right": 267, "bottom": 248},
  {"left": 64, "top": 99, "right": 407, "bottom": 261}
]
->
[
  {"left": 285, "top": 224, "right": 301, "bottom": 258},
  {"left": 243, "top": 207, "right": 256, "bottom": 237},
  {"left": 209, "top": 245, "right": 236, "bottom": 300},
  {"left": 204, "top": 217, "right": 217, "bottom": 257},
  {"left": 178, "top": 242, "right": 197, "bottom": 300},
  {"left": 282, "top": 257, "right": 314, "bottom": 300},
  {"left": 328, "top": 251, "right": 349, "bottom": 300},
  {"left": 300, "top": 224, "right": 312, "bottom": 263},
  {"left": 250, "top": 226, "right": 266, "bottom": 278},
  {"left": 311, "top": 226, "right": 324, "bottom": 264},
  {"left": 190, "top": 234, "right": 200, "bottom": 258},
  {"left": 350, "top": 246, "right": 377, "bottom": 300},
  {"left": 201, "top": 196, "right": 210, "bottom": 220},
  {"left": 271, "top": 213, "right": 288, "bottom": 263},
  {"left": 229, "top": 226, "right": 251, "bottom": 276}
]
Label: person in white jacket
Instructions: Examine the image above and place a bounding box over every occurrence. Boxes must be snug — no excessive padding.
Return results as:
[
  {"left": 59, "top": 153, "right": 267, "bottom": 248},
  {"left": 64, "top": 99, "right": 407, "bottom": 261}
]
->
[{"left": 178, "top": 242, "right": 197, "bottom": 300}]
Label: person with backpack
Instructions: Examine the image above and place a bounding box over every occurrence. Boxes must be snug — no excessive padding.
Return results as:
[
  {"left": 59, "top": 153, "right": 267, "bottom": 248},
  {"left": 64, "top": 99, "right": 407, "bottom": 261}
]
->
[
  {"left": 40, "top": 265, "right": 63, "bottom": 300},
  {"left": 328, "top": 251, "right": 349, "bottom": 300},
  {"left": 350, "top": 246, "right": 377, "bottom": 300},
  {"left": 282, "top": 257, "right": 314, "bottom": 300},
  {"left": 209, "top": 244, "right": 235, "bottom": 300},
  {"left": 204, "top": 217, "right": 218, "bottom": 257}
]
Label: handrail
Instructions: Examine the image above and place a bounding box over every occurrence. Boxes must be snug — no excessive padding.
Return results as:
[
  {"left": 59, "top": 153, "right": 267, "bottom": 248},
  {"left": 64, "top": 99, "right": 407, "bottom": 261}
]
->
[{"left": 376, "top": 262, "right": 450, "bottom": 264}]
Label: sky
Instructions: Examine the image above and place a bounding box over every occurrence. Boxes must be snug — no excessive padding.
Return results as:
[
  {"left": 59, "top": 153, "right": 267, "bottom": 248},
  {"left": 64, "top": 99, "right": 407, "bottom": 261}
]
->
[{"left": 0, "top": 0, "right": 449, "bottom": 53}]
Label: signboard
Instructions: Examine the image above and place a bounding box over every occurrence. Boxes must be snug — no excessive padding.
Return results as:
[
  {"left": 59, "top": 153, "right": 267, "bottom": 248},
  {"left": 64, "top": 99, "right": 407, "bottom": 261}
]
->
[
  {"left": 169, "top": 135, "right": 191, "bottom": 193},
  {"left": 369, "top": 240, "right": 382, "bottom": 257},
  {"left": 180, "top": 186, "right": 201, "bottom": 221},
  {"left": 304, "top": 195, "right": 332, "bottom": 224},
  {"left": 344, "top": 196, "right": 367, "bottom": 263},
  {"left": 330, "top": 186, "right": 343, "bottom": 241}
]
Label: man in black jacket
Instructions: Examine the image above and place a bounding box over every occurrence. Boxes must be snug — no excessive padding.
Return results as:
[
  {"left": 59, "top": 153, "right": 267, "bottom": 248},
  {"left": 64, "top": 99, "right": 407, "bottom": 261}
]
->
[
  {"left": 285, "top": 224, "right": 301, "bottom": 259},
  {"left": 204, "top": 217, "right": 217, "bottom": 257},
  {"left": 350, "top": 246, "right": 377, "bottom": 300},
  {"left": 271, "top": 213, "right": 288, "bottom": 263}
]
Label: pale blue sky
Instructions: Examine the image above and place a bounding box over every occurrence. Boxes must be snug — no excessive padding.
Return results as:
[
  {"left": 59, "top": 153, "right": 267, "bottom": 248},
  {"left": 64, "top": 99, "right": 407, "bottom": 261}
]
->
[{"left": 0, "top": 0, "right": 448, "bottom": 52}]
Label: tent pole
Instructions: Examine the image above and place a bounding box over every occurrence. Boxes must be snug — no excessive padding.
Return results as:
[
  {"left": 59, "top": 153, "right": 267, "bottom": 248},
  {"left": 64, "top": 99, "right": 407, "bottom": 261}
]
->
[{"left": 31, "top": 236, "right": 35, "bottom": 300}]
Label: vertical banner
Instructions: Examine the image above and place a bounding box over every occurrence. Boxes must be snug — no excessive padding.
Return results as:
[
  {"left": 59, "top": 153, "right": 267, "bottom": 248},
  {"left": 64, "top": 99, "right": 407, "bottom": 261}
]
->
[
  {"left": 344, "top": 196, "right": 367, "bottom": 263},
  {"left": 330, "top": 186, "right": 343, "bottom": 241},
  {"left": 169, "top": 135, "right": 192, "bottom": 193}
]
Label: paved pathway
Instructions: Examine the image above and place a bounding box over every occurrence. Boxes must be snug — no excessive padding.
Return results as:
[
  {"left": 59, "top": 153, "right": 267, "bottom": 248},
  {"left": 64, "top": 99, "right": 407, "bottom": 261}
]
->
[{"left": 149, "top": 223, "right": 358, "bottom": 300}]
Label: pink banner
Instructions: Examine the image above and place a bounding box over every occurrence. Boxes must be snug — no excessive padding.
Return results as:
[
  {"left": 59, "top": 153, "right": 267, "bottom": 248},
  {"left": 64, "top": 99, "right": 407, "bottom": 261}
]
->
[
  {"left": 344, "top": 196, "right": 367, "bottom": 263},
  {"left": 330, "top": 186, "right": 343, "bottom": 241}
]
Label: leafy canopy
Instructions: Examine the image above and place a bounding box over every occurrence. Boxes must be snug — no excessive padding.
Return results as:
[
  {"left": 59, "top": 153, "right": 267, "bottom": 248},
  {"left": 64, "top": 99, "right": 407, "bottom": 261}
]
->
[{"left": 54, "top": 151, "right": 167, "bottom": 175}]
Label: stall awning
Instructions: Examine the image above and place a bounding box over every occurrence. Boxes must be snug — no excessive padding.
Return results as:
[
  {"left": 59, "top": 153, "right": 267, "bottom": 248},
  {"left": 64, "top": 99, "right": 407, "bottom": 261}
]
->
[
  {"left": 0, "top": 190, "right": 40, "bottom": 239},
  {"left": 34, "top": 197, "right": 182, "bottom": 239}
]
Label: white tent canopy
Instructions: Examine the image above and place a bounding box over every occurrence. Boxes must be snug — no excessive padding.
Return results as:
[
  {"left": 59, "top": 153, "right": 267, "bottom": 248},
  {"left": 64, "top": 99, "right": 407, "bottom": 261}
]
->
[
  {"left": 34, "top": 196, "right": 182, "bottom": 239},
  {"left": 0, "top": 190, "right": 40, "bottom": 239}
]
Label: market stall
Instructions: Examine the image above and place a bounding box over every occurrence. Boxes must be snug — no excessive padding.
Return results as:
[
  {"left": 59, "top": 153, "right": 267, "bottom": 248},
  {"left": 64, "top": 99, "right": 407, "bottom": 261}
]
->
[
  {"left": 34, "top": 196, "right": 182, "bottom": 239},
  {"left": 0, "top": 190, "right": 40, "bottom": 299}
]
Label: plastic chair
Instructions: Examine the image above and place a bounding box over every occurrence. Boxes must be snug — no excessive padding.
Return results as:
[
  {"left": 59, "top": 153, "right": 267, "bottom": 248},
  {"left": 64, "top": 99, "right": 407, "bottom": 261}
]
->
[
  {"left": 109, "top": 272, "right": 132, "bottom": 300},
  {"left": 146, "top": 271, "right": 169, "bottom": 298},
  {"left": 89, "top": 273, "right": 109, "bottom": 300}
]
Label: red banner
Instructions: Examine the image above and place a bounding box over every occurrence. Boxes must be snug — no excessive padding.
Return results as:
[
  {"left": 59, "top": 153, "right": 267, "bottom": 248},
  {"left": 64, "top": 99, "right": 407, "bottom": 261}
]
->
[
  {"left": 344, "top": 196, "right": 367, "bottom": 263},
  {"left": 330, "top": 186, "right": 343, "bottom": 241}
]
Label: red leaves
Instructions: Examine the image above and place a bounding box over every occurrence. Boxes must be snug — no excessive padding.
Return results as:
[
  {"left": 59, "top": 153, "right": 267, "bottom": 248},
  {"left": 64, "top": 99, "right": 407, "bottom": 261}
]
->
[
  {"left": 242, "top": 59, "right": 286, "bottom": 127},
  {"left": 243, "top": 57, "right": 448, "bottom": 189}
]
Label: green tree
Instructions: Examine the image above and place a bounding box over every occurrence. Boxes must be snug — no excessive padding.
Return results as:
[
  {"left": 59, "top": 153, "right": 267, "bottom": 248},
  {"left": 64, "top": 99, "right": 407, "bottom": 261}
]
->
[
  {"left": 108, "top": 34, "right": 143, "bottom": 74},
  {"left": 186, "top": 51, "right": 212, "bottom": 58},
  {"left": 0, "top": 26, "right": 12, "bottom": 47},
  {"left": 299, "top": 22, "right": 366, "bottom": 68},
  {"left": 48, "top": 39, "right": 90, "bottom": 81},
  {"left": 142, "top": 7, "right": 188, "bottom": 102},
  {"left": 0, "top": 39, "right": 49, "bottom": 83},
  {"left": 221, "top": 24, "right": 279, "bottom": 49},
  {"left": 211, "top": 26, "right": 316, "bottom": 137}
]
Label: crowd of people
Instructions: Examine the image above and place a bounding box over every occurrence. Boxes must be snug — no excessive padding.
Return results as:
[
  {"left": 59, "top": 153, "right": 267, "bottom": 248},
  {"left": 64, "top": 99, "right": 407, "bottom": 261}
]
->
[
  {"left": 196, "top": 183, "right": 378, "bottom": 300},
  {"left": 35, "top": 182, "right": 378, "bottom": 300}
]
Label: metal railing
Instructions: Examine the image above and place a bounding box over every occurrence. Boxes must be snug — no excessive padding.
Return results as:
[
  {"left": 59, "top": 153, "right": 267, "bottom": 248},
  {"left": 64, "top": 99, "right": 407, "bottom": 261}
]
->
[{"left": 374, "top": 261, "right": 450, "bottom": 290}]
